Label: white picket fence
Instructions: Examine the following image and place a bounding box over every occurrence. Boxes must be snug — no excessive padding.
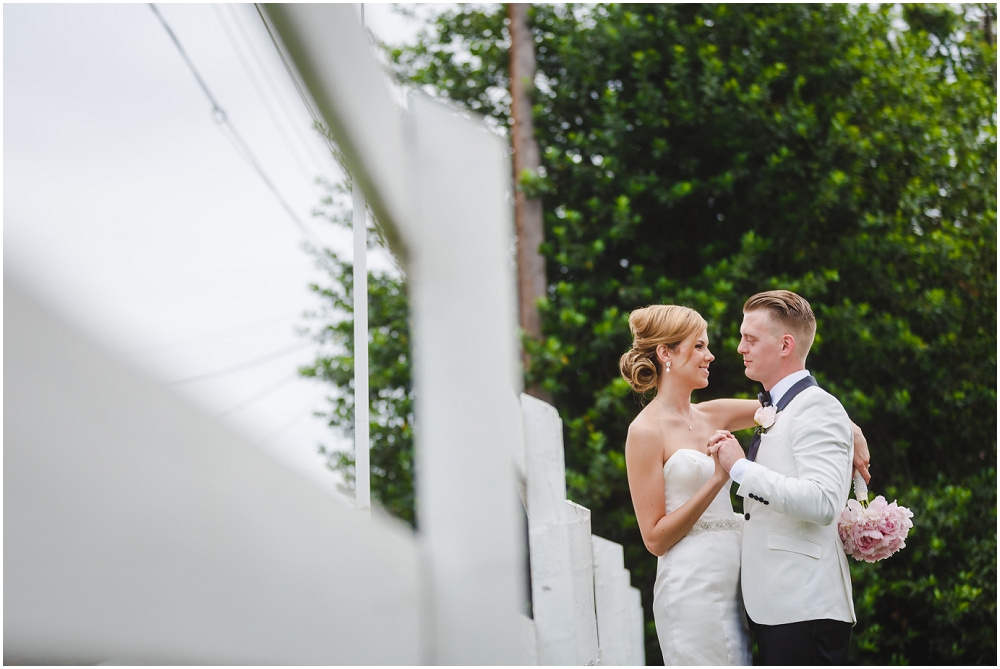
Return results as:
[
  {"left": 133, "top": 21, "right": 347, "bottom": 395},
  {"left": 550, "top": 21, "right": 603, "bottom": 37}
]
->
[
  {"left": 4, "top": 4, "right": 646, "bottom": 664},
  {"left": 522, "top": 395, "right": 646, "bottom": 666}
]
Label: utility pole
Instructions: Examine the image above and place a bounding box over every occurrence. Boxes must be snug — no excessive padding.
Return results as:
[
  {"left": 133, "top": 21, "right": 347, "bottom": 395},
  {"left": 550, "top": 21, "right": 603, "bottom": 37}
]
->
[
  {"left": 353, "top": 2, "right": 370, "bottom": 516},
  {"left": 985, "top": 3, "right": 996, "bottom": 46},
  {"left": 508, "top": 3, "right": 548, "bottom": 399},
  {"left": 984, "top": 4, "right": 996, "bottom": 90}
]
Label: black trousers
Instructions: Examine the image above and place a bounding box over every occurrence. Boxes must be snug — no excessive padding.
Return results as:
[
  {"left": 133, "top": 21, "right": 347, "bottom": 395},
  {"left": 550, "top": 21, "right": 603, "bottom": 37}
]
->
[{"left": 749, "top": 617, "right": 852, "bottom": 665}]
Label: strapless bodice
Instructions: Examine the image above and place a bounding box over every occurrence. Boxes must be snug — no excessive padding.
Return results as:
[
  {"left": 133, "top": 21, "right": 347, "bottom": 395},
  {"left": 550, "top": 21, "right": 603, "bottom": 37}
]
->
[{"left": 663, "top": 449, "right": 739, "bottom": 524}]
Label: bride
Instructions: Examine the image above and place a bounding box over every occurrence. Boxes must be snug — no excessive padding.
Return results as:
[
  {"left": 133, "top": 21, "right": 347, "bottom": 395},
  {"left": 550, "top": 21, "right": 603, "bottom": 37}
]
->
[{"left": 620, "top": 305, "right": 869, "bottom": 665}]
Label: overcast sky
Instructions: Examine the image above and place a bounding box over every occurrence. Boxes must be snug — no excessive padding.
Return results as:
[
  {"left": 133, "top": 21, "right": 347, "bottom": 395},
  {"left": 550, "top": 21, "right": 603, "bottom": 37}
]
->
[{"left": 4, "top": 4, "right": 429, "bottom": 500}]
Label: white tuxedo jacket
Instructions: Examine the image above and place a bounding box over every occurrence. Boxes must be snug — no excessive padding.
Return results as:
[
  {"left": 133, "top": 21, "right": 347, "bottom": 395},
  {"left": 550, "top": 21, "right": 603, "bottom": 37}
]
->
[{"left": 738, "top": 385, "right": 856, "bottom": 626}]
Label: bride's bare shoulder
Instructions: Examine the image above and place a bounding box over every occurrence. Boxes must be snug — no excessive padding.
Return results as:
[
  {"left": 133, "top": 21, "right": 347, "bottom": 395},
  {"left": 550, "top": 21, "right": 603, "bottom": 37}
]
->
[{"left": 626, "top": 410, "right": 664, "bottom": 451}]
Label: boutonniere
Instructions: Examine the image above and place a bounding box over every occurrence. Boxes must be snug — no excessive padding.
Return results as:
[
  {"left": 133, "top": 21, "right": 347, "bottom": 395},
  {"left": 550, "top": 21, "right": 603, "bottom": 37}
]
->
[{"left": 754, "top": 405, "right": 777, "bottom": 434}]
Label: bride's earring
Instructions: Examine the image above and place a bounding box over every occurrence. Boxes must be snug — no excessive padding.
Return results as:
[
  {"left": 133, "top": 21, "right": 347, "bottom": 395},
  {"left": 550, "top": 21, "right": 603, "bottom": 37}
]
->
[{"left": 665, "top": 361, "right": 671, "bottom": 373}]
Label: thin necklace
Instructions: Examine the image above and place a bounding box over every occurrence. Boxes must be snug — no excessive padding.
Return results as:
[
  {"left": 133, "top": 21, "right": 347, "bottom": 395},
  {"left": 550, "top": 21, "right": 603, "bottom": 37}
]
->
[{"left": 655, "top": 397, "right": 693, "bottom": 430}]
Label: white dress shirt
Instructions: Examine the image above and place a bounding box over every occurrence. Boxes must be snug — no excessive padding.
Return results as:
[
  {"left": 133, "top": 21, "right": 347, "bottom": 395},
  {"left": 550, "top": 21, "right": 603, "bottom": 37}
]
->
[{"left": 729, "top": 370, "right": 811, "bottom": 483}]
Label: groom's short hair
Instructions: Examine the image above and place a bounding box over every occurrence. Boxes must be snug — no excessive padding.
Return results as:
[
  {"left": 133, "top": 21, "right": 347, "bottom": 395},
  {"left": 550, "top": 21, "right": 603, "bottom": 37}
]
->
[{"left": 744, "top": 290, "right": 817, "bottom": 360}]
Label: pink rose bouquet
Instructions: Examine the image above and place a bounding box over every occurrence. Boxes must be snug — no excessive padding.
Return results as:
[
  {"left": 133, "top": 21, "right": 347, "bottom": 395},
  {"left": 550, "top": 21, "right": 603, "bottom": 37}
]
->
[{"left": 837, "top": 472, "right": 914, "bottom": 563}]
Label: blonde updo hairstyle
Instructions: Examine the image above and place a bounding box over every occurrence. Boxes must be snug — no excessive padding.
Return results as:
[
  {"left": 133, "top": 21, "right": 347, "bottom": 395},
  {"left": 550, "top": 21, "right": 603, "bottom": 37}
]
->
[{"left": 619, "top": 305, "right": 708, "bottom": 395}]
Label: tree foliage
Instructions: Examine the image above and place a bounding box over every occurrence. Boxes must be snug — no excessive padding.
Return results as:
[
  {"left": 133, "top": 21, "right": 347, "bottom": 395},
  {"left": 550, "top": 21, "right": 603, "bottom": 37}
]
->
[
  {"left": 851, "top": 468, "right": 997, "bottom": 664},
  {"left": 308, "top": 3, "right": 996, "bottom": 664}
]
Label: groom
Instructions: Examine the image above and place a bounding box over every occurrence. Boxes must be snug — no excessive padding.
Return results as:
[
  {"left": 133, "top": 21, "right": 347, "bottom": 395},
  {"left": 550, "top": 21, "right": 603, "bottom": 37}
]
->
[{"left": 709, "top": 290, "right": 855, "bottom": 665}]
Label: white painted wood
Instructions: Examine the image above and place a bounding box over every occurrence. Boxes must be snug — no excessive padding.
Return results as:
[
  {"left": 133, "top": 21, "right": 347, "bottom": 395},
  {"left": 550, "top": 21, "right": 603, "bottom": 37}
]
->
[
  {"left": 628, "top": 585, "right": 647, "bottom": 666},
  {"left": 353, "top": 5, "right": 370, "bottom": 516},
  {"left": 521, "top": 394, "right": 600, "bottom": 665},
  {"left": 407, "top": 93, "right": 528, "bottom": 665},
  {"left": 269, "top": 7, "right": 529, "bottom": 664},
  {"left": 521, "top": 394, "right": 568, "bottom": 527},
  {"left": 520, "top": 613, "right": 539, "bottom": 667},
  {"left": 592, "top": 535, "right": 636, "bottom": 666},
  {"left": 564, "top": 500, "right": 602, "bottom": 665},
  {"left": 3, "top": 282, "right": 422, "bottom": 665},
  {"left": 353, "top": 179, "right": 370, "bottom": 515},
  {"left": 512, "top": 386, "right": 529, "bottom": 509}
]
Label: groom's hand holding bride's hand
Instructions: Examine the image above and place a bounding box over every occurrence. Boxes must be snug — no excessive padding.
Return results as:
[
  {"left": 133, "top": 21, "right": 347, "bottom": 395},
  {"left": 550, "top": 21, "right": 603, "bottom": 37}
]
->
[
  {"left": 707, "top": 430, "right": 745, "bottom": 475},
  {"left": 706, "top": 438, "right": 730, "bottom": 483}
]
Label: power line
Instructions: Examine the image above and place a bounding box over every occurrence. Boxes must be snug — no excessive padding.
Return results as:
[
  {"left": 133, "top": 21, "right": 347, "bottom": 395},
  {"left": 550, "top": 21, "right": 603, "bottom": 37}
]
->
[
  {"left": 148, "top": 3, "right": 319, "bottom": 247},
  {"left": 253, "top": 3, "right": 337, "bottom": 155},
  {"left": 215, "top": 373, "right": 298, "bottom": 417},
  {"left": 214, "top": 119, "right": 319, "bottom": 246},
  {"left": 127, "top": 310, "right": 301, "bottom": 355},
  {"left": 148, "top": 4, "right": 225, "bottom": 113},
  {"left": 262, "top": 404, "right": 318, "bottom": 445},
  {"left": 211, "top": 3, "right": 315, "bottom": 183},
  {"left": 164, "top": 341, "right": 313, "bottom": 386},
  {"left": 226, "top": 3, "right": 332, "bottom": 175}
]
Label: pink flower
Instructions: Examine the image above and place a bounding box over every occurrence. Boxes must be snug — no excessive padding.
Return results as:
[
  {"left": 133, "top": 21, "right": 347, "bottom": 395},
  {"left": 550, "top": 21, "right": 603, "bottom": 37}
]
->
[
  {"left": 851, "top": 512, "right": 884, "bottom": 560},
  {"left": 837, "top": 493, "right": 914, "bottom": 562},
  {"left": 754, "top": 405, "right": 777, "bottom": 430},
  {"left": 838, "top": 508, "right": 856, "bottom": 553},
  {"left": 854, "top": 528, "right": 888, "bottom": 561},
  {"left": 878, "top": 500, "right": 913, "bottom": 551}
]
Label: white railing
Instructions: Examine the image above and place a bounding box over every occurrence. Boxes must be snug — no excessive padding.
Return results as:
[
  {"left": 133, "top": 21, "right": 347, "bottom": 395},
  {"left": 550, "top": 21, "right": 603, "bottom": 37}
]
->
[{"left": 4, "top": 4, "right": 647, "bottom": 665}]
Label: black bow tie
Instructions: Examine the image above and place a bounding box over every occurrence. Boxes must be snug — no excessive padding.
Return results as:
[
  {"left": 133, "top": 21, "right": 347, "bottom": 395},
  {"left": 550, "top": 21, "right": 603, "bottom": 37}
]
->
[{"left": 758, "top": 391, "right": 772, "bottom": 407}]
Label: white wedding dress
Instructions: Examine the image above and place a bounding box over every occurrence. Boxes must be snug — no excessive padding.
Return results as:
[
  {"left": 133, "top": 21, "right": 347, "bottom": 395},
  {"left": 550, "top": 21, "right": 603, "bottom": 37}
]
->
[{"left": 653, "top": 449, "right": 752, "bottom": 665}]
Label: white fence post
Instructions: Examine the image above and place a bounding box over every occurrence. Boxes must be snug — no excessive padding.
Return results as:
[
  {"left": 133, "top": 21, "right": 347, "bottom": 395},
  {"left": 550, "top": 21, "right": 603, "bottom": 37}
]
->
[
  {"left": 521, "top": 394, "right": 600, "bottom": 666},
  {"left": 628, "top": 585, "right": 647, "bottom": 666},
  {"left": 407, "top": 93, "right": 528, "bottom": 665},
  {"left": 592, "top": 535, "right": 645, "bottom": 666},
  {"left": 266, "top": 6, "right": 529, "bottom": 664},
  {"left": 352, "top": 179, "right": 370, "bottom": 515}
]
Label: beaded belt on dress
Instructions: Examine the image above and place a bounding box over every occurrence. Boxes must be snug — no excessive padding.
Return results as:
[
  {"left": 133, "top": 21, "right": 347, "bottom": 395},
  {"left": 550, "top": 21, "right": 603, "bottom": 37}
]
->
[{"left": 686, "top": 516, "right": 743, "bottom": 537}]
